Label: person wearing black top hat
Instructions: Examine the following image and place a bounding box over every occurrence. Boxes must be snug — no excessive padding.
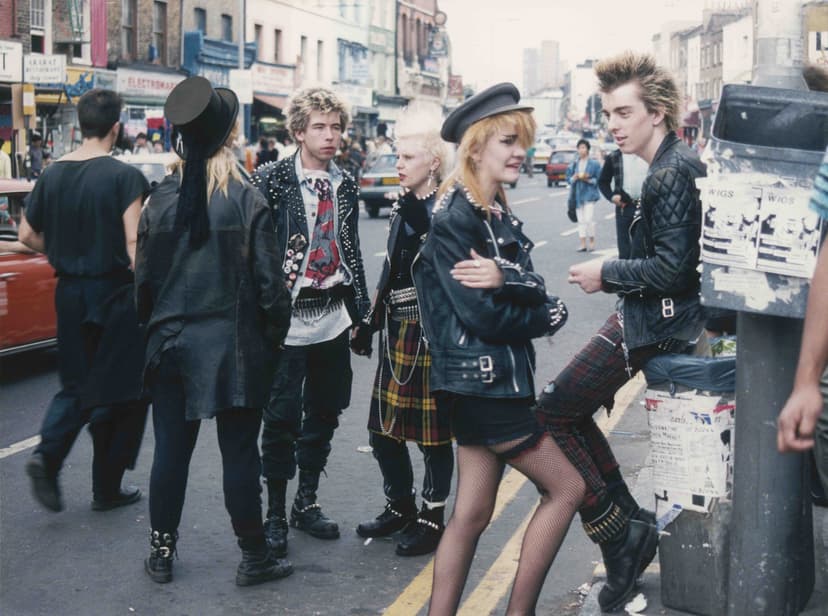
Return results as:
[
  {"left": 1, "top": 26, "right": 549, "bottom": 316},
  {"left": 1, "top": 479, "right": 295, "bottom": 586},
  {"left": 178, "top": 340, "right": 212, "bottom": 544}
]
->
[
  {"left": 135, "top": 76, "right": 293, "bottom": 586},
  {"left": 19, "top": 88, "right": 149, "bottom": 515},
  {"left": 411, "top": 83, "right": 584, "bottom": 615}
]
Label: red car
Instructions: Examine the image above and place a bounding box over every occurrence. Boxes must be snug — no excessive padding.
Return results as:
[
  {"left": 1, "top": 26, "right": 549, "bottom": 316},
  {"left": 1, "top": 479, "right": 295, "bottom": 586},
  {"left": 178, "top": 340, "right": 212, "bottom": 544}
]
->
[
  {"left": 0, "top": 178, "right": 58, "bottom": 356},
  {"left": 545, "top": 148, "right": 577, "bottom": 187}
]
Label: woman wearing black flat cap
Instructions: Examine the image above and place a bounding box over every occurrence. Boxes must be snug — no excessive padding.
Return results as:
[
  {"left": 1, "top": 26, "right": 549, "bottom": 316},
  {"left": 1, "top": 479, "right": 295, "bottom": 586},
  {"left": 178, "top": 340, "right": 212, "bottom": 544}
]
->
[
  {"left": 411, "top": 83, "right": 586, "bottom": 614},
  {"left": 135, "top": 76, "right": 293, "bottom": 586}
]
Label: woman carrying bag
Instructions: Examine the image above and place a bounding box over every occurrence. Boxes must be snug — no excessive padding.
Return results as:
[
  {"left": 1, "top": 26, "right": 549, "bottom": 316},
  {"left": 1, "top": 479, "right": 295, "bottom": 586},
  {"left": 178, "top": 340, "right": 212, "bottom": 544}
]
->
[{"left": 567, "top": 138, "right": 602, "bottom": 251}]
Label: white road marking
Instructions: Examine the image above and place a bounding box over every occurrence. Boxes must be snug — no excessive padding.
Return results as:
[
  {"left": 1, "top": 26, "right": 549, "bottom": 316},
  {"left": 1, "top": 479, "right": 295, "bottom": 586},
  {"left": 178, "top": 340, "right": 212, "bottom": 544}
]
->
[
  {"left": 374, "top": 251, "right": 387, "bottom": 257},
  {"left": 561, "top": 227, "right": 580, "bottom": 237},
  {"left": 511, "top": 197, "right": 540, "bottom": 205},
  {"left": 548, "top": 190, "right": 568, "bottom": 197},
  {"left": 534, "top": 240, "right": 548, "bottom": 248},
  {"left": 604, "top": 213, "right": 615, "bottom": 220},
  {"left": 0, "top": 435, "right": 40, "bottom": 460},
  {"left": 592, "top": 248, "right": 618, "bottom": 258}
]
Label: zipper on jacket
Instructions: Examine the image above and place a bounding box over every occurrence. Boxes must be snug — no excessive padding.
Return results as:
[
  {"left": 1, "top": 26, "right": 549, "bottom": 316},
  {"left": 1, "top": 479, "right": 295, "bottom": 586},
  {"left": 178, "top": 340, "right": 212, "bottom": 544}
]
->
[
  {"left": 410, "top": 251, "right": 430, "bottom": 346},
  {"left": 506, "top": 346, "right": 519, "bottom": 393}
]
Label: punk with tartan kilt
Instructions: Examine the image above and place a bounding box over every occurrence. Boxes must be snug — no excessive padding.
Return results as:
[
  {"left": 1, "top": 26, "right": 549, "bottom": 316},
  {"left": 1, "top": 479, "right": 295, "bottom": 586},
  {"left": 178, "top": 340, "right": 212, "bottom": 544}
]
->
[{"left": 351, "top": 110, "right": 454, "bottom": 556}]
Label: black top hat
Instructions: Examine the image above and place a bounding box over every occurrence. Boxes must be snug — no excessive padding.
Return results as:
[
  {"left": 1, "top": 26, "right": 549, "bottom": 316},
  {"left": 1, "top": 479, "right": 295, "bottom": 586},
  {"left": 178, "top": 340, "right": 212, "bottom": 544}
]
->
[
  {"left": 441, "top": 82, "right": 533, "bottom": 144},
  {"left": 164, "top": 76, "right": 239, "bottom": 159}
]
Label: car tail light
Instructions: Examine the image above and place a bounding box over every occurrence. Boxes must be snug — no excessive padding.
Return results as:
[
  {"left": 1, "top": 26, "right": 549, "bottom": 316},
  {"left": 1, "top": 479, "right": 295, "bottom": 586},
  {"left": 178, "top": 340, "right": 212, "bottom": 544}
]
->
[{"left": 360, "top": 177, "right": 378, "bottom": 187}]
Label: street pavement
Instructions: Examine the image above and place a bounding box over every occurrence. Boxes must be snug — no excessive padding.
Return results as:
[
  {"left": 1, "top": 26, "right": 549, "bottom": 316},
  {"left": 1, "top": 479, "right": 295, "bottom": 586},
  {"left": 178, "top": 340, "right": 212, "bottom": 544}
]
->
[{"left": 2, "top": 172, "right": 822, "bottom": 615}]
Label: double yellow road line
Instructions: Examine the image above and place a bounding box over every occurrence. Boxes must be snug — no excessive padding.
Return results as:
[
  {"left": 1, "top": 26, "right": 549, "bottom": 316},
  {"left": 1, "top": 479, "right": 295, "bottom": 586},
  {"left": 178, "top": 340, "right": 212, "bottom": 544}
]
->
[{"left": 384, "top": 374, "right": 646, "bottom": 615}]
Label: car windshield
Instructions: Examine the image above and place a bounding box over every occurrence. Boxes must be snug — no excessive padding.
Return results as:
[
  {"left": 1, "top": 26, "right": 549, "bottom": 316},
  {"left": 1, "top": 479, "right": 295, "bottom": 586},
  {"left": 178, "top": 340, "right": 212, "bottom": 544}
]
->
[
  {"left": 367, "top": 154, "right": 398, "bottom": 174},
  {"left": 551, "top": 151, "right": 576, "bottom": 164}
]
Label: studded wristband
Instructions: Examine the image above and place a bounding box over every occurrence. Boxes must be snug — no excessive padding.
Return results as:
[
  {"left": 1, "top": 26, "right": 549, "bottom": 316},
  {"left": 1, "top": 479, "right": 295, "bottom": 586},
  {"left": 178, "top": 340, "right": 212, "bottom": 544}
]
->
[{"left": 547, "top": 296, "right": 568, "bottom": 335}]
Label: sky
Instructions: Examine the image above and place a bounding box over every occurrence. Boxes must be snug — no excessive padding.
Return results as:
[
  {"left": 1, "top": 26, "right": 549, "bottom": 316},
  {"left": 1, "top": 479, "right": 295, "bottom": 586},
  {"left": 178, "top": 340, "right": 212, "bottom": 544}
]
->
[{"left": 438, "top": 0, "right": 709, "bottom": 92}]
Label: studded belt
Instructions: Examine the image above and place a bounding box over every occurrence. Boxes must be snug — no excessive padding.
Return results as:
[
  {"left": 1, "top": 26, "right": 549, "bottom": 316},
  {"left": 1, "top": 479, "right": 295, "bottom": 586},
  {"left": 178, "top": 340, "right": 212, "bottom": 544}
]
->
[
  {"left": 387, "top": 286, "right": 418, "bottom": 306},
  {"left": 389, "top": 303, "right": 420, "bottom": 321}
]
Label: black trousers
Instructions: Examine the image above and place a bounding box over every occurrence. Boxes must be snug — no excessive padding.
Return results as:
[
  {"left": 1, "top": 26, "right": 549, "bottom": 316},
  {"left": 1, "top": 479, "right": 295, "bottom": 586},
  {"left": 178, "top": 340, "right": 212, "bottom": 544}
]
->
[
  {"left": 148, "top": 351, "right": 265, "bottom": 538},
  {"left": 261, "top": 330, "right": 352, "bottom": 481},
  {"left": 369, "top": 432, "right": 454, "bottom": 504},
  {"left": 35, "top": 278, "right": 147, "bottom": 497},
  {"left": 614, "top": 204, "right": 636, "bottom": 260}
]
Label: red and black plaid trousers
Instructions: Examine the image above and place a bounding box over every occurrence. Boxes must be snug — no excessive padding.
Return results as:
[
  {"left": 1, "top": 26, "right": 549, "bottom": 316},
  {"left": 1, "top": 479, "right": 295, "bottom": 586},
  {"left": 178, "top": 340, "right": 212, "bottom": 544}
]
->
[{"left": 537, "top": 312, "right": 661, "bottom": 508}]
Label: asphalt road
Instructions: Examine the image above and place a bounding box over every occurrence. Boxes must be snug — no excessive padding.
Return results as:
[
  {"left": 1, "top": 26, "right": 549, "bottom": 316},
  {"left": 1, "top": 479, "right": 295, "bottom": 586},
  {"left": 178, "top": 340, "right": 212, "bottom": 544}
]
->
[{"left": 0, "top": 173, "right": 647, "bottom": 615}]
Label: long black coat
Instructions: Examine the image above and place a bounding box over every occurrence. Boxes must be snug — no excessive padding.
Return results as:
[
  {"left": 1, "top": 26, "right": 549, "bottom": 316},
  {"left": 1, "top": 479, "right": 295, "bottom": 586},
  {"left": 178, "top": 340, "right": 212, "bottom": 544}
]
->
[{"left": 135, "top": 173, "right": 292, "bottom": 419}]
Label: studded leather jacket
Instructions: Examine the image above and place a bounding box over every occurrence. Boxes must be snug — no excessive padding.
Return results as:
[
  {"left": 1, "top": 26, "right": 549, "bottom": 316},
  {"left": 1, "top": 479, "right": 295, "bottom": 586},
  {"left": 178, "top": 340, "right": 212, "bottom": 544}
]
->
[
  {"left": 251, "top": 152, "right": 370, "bottom": 324},
  {"left": 412, "top": 185, "right": 568, "bottom": 398},
  {"left": 601, "top": 132, "right": 707, "bottom": 350}
]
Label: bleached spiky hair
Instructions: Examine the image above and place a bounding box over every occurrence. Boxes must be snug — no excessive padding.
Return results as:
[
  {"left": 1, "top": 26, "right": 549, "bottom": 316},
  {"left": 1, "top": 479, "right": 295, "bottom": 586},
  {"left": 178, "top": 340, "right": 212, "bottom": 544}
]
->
[
  {"left": 595, "top": 51, "right": 680, "bottom": 133},
  {"left": 394, "top": 102, "right": 453, "bottom": 180},
  {"left": 286, "top": 87, "right": 350, "bottom": 139}
]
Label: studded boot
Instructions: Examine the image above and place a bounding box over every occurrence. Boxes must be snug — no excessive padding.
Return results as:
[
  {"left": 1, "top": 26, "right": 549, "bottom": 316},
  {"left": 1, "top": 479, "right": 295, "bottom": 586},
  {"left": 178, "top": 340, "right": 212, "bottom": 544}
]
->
[
  {"left": 290, "top": 470, "right": 340, "bottom": 539},
  {"left": 145, "top": 530, "right": 177, "bottom": 584},
  {"left": 264, "top": 478, "right": 289, "bottom": 557},
  {"left": 356, "top": 494, "right": 417, "bottom": 538},
  {"left": 236, "top": 535, "right": 294, "bottom": 587},
  {"left": 396, "top": 503, "right": 444, "bottom": 557}
]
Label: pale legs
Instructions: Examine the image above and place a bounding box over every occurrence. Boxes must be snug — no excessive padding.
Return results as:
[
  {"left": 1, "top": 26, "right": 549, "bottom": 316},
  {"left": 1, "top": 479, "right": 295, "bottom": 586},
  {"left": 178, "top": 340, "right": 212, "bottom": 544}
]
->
[
  {"left": 428, "top": 433, "right": 586, "bottom": 615},
  {"left": 576, "top": 200, "right": 597, "bottom": 252}
]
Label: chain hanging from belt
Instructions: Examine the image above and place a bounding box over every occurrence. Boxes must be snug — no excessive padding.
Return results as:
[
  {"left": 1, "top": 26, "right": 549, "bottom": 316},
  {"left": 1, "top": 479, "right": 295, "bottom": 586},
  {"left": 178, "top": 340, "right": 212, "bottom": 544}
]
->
[{"left": 375, "top": 286, "right": 423, "bottom": 436}]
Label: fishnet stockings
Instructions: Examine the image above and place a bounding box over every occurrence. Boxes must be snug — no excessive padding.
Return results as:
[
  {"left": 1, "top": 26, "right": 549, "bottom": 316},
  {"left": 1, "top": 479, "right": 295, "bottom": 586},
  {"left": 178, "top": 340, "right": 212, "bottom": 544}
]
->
[{"left": 428, "top": 433, "right": 586, "bottom": 615}]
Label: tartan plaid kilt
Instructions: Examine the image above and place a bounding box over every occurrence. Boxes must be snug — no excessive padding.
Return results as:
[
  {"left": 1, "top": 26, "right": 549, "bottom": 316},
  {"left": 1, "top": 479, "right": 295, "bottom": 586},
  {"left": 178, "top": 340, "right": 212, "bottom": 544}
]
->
[{"left": 368, "top": 317, "right": 453, "bottom": 446}]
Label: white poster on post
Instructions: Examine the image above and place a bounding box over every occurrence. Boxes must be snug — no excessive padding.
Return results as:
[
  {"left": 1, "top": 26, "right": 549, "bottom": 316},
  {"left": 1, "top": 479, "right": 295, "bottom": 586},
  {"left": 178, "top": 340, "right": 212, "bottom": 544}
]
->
[
  {"left": 699, "top": 178, "right": 762, "bottom": 269},
  {"left": 755, "top": 186, "right": 822, "bottom": 277}
]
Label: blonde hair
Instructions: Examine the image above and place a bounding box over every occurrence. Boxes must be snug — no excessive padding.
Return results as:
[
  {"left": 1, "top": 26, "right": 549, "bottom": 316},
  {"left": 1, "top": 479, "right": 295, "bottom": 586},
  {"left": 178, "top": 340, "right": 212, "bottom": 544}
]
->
[
  {"left": 438, "top": 110, "right": 536, "bottom": 213},
  {"left": 173, "top": 124, "right": 242, "bottom": 198},
  {"left": 594, "top": 51, "right": 680, "bottom": 133},
  {"left": 394, "top": 103, "right": 453, "bottom": 180},
  {"left": 286, "top": 87, "right": 350, "bottom": 140}
]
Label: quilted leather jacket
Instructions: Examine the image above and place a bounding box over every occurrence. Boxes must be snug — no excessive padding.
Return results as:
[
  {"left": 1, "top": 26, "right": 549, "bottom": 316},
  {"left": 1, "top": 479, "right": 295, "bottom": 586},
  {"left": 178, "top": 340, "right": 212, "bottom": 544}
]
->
[
  {"left": 251, "top": 152, "right": 370, "bottom": 323},
  {"left": 412, "top": 185, "right": 568, "bottom": 398},
  {"left": 601, "top": 132, "right": 707, "bottom": 350}
]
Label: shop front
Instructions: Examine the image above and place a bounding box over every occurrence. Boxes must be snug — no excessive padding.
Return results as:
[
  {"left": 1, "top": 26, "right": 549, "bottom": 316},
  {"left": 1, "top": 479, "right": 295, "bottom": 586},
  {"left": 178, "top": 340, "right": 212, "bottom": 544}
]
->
[
  {"left": 332, "top": 82, "right": 377, "bottom": 140},
  {"left": 116, "top": 66, "right": 186, "bottom": 150},
  {"left": 249, "top": 61, "right": 295, "bottom": 141}
]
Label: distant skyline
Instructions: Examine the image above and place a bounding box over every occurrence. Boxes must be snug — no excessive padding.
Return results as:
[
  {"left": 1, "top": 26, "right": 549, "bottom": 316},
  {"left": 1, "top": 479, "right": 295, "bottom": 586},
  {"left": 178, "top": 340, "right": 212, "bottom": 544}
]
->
[{"left": 439, "top": 0, "right": 708, "bottom": 92}]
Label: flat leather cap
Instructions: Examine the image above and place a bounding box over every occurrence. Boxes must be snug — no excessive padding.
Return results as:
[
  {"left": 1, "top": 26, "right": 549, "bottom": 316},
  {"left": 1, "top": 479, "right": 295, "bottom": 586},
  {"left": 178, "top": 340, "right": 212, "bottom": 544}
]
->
[{"left": 441, "top": 82, "right": 533, "bottom": 143}]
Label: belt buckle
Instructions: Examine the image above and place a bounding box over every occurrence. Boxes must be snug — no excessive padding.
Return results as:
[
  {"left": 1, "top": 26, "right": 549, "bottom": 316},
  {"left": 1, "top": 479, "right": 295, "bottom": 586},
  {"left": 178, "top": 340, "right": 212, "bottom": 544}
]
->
[
  {"left": 479, "top": 355, "right": 494, "bottom": 383},
  {"left": 661, "top": 298, "right": 675, "bottom": 318}
]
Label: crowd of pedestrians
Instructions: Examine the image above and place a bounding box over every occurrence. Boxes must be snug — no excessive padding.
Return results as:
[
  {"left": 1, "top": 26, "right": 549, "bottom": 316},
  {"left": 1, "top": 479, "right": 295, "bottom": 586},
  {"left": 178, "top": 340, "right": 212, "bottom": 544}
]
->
[{"left": 11, "top": 49, "right": 828, "bottom": 615}]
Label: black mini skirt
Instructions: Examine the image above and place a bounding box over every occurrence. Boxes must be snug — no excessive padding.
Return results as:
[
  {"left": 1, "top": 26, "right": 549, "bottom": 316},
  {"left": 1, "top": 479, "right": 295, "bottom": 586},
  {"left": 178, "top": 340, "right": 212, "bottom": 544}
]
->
[{"left": 436, "top": 393, "right": 538, "bottom": 446}]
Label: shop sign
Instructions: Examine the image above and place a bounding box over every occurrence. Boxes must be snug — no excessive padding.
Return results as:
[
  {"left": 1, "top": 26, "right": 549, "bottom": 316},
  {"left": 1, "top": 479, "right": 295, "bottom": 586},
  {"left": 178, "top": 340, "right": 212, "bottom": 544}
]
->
[
  {"left": 229, "top": 69, "right": 253, "bottom": 104},
  {"left": 24, "top": 54, "right": 66, "bottom": 85},
  {"left": 333, "top": 83, "right": 372, "bottom": 109},
  {"left": 251, "top": 63, "right": 294, "bottom": 96},
  {"left": 117, "top": 68, "right": 185, "bottom": 101},
  {"left": 368, "top": 28, "right": 394, "bottom": 54},
  {"left": 0, "top": 40, "right": 23, "bottom": 82}
]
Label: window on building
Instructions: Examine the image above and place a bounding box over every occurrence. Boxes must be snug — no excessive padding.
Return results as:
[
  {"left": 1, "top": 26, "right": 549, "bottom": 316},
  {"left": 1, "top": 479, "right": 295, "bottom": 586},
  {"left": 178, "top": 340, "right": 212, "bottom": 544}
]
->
[
  {"left": 339, "top": 0, "right": 346, "bottom": 18},
  {"left": 221, "top": 14, "right": 233, "bottom": 42},
  {"left": 122, "top": 0, "right": 137, "bottom": 60},
  {"left": 194, "top": 8, "right": 206, "bottom": 34},
  {"left": 254, "top": 24, "right": 263, "bottom": 60},
  {"left": 317, "top": 40, "right": 324, "bottom": 80},
  {"left": 817, "top": 32, "right": 825, "bottom": 51},
  {"left": 73, "top": 43, "right": 83, "bottom": 59},
  {"left": 274, "top": 29, "right": 282, "bottom": 63},
  {"left": 300, "top": 35, "right": 308, "bottom": 65},
  {"left": 30, "top": 0, "right": 45, "bottom": 30},
  {"left": 152, "top": 1, "right": 167, "bottom": 64}
]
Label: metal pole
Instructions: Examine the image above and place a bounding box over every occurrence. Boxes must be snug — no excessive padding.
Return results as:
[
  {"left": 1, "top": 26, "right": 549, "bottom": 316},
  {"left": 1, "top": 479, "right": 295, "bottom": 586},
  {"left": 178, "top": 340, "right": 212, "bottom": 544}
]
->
[{"left": 727, "top": 2, "right": 814, "bottom": 614}]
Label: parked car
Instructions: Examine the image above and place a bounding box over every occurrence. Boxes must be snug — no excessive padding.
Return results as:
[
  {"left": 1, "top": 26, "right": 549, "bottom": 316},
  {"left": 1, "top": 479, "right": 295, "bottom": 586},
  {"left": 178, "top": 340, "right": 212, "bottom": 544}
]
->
[
  {"left": 531, "top": 140, "right": 552, "bottom": 171},
  {"left": 359, "top": 153, "right": 400, "bottom": 218},
  {"left": 0, "top": 179, "right": 58, "bottom": 357},
  {"left": 545, "top": 148, "right": 578, "bottom": 187},
  {"left": 115, "top": 151, "right": 178, "bottom": 187}
]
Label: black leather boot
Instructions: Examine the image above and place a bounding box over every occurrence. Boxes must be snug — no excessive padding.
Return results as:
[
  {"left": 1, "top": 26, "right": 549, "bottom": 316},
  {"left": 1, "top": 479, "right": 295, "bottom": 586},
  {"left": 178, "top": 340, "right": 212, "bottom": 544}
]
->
[
  {"left": 396, "top": 504, "right": 444, "bottom": 557},
  {"left": 144, "top": 530, "right": 177, "bottom": 584},
  {"left": 235, "top": 535, "right": 294, "bottom": 587},
  {"left": 25, "top": 453, "right": 63, "bottom": 512},
  {"left": 290, "top": 470, "right": 339, "bottom": 539},
  {"left": 597, "top": 520, "right": 659, "bottom": 612},
  {"left": 264, "top": 478, "right": 289, "bottom": 557},
  {"left": 356, "top": 495, "right": 417, "bottom": 538},
  {"left": 610, "top": 483, "right": 657, "bottom": 527}
]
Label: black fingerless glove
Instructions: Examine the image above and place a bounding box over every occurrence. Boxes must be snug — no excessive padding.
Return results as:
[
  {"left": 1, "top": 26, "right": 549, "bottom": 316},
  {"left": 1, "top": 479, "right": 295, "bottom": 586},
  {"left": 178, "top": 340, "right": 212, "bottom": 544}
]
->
[
  {"left": 398, "top": 191, "right": 430, "bottom": 235},
  {"left": 350, "top": 323, "right": 374, "bottom": 357},
  {"left": 546, "top": 296, "right": 568, "bottom": 336}
]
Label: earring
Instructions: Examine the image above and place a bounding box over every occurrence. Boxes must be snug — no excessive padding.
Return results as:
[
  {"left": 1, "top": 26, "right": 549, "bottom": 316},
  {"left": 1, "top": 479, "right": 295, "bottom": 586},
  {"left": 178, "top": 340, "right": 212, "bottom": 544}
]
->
[{"left": 427, "top": 169, "right": 435, "bottom": 188}]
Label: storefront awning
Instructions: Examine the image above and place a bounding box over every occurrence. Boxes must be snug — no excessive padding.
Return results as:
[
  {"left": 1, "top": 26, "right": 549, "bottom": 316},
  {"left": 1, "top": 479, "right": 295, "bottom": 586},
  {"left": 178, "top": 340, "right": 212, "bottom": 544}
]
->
[
  {"left": 354, "top": 105, "right": 379, "bottom": 116},
  {"left": 253, "top": 93, "right": 288, "bottom": 111}
]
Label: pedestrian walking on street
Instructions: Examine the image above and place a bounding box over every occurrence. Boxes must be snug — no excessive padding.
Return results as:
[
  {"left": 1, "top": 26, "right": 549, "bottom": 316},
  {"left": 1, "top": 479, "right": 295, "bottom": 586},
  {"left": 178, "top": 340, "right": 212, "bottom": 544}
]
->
[
  {"left": 597, "top": 147, "right": 649, "bottom": 259},
  {"left": 566, "top": 138, "right": 602, "bottom": 252},
  {"left": 535, "top": 51, "right": 707, "bottom": 613},
  {"left": 135, "top": 76, "right": 293, "bottom": 586},
  {"left": 251, "top": 87, "right": 370, "bottom": 560},
  {"left": 352, "top": 104, "right": 455, "bottom": 557},
  {"left": 412, "top": 83, "right": 581, "bottom": 615},
  {"left": 19, "top": 88, "right": 149, "bottom": 514}
]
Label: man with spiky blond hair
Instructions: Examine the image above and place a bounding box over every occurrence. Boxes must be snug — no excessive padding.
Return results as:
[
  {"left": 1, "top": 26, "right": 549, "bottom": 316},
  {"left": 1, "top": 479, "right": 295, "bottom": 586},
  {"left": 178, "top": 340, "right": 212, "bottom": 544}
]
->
[
  {"left": 252, "top": 87, "right": 370, "bottom": 560},
  {"left": 535, "top": 51, "right": 707, "bottom": 612}
]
